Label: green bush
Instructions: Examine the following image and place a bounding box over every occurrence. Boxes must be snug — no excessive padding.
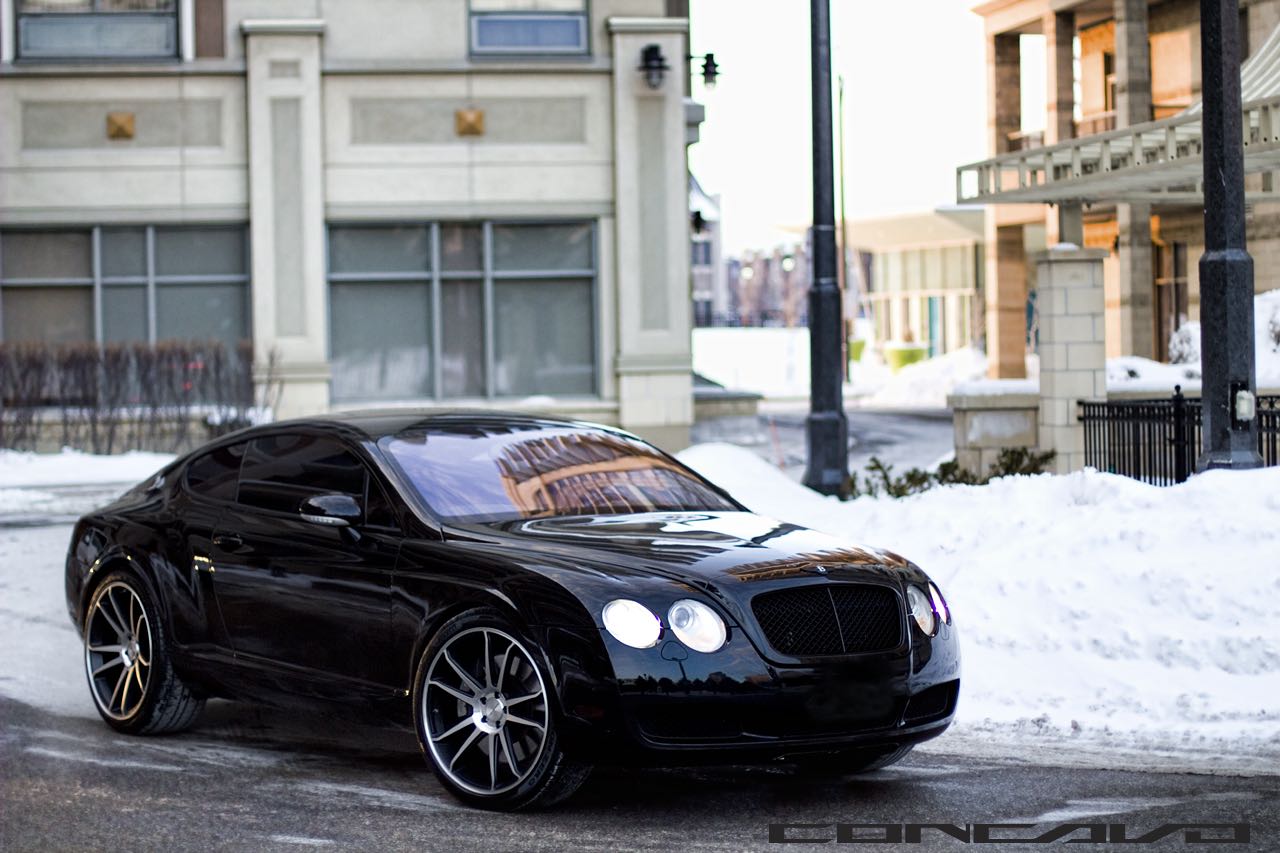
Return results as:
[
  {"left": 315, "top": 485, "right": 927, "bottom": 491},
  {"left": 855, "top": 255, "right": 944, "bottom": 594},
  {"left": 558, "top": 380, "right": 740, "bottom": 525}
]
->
[{"left": 844, "top": 447, "right": 1056, "bottom": 500}]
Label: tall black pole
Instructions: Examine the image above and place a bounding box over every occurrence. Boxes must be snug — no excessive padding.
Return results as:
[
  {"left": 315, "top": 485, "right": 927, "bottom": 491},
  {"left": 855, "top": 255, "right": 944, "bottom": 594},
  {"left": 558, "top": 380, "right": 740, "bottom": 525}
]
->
[
  {"left": 1197, "top": 0, "right": 1263, "bottom": 470},
  {"left": 803, "top": 0, "right": 849, "bottom": 495}
]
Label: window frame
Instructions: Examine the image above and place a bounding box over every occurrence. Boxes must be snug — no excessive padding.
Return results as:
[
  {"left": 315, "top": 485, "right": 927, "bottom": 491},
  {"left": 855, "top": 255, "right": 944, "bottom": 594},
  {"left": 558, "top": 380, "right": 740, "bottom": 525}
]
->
[
  {"left": 325, "top": 219, "right": 599, "bottom": 404},
  {"left": 467, "top": 1, "right": 591, "bottom": 59},
  {"left": 0, "top": 223, "right": 250, "bottom": 347},
  {"left": 14, "top": 0, "right": 182, "bottom": 63}
]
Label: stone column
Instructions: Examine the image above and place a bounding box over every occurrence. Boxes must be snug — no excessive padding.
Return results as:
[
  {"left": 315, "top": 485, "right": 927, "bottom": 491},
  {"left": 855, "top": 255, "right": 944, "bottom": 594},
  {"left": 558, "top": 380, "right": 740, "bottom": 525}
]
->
[
  {"left": 1044, "top": 11, "right": 1075, "bottom": 145},
  {"left": 985, "top": 220, "right": 1028, "bottom": 378},
  {"left": 608, "top": 17, "right": 693, "bottom": 451},
  {"left": 1114, "top": 0, "right": 1155, "bottom": 359},
  {"left": 1037, "top": 246, "right": 1108, "bottom": 474},
  {"left": 987, "top": 33, "right": 1021, "bottom": 155},
  {"left": 243, "top": 19, "right": 330, "bottom": 419}
]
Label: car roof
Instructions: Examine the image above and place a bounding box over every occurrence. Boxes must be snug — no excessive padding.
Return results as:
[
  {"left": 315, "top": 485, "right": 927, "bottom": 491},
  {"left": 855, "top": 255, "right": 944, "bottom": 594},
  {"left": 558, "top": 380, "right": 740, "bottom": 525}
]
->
[{"left": 232, "top": 408, "right": 610, "bottom": 443}]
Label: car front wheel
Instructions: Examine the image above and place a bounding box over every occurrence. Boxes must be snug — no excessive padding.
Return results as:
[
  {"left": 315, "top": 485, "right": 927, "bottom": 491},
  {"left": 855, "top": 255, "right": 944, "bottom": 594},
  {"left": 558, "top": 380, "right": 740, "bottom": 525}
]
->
[{"left": 412, "top": 609, "right": 590, "bottom": 810}]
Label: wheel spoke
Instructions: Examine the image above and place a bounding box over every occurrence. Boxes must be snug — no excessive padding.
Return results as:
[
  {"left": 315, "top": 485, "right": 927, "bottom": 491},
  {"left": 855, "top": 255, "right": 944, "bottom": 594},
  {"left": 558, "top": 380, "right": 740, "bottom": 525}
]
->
[
  {"left": 107, "top": 590, "right": 130, "bottom": 639},
  {"left": 92, "top": 658, "right": 124, "bottom": 678},
  {"left": 111, "top": 665, "right": 129, "bottom": 713},
  {"left": 96, "top": 599, "right": 126, "bottom": 637},
  {"left": 429, "top": 679, "right": 475, "bottom": 706},
  {"left": 89, "top": 643, "right": 124, "bottom": 655},
  {"left": 504, "top": 691, "right": 541, "bottom": 707},
  {"left": 496, "top": 643, "right": 514, "bottom": 692},
  {"left": 137, "top": 647, "right": 151, "bottom": 667},
  {"left": 499, "top": 728, "right": 520, "bottom": 777},
  {"left": 449, "top": 727, "right": 483, "bottom": 771},
  {"left": 132, "top": 663, "right": 145, "bottom": 699},
  {"left": 487, "top": 733, "right": 497, "bottom": 789},
  {"left": 444, "top": 649, "right": 484, "bottom": 696},
  {"left": 482, "top": 631, "right": 493, "bottom": 689},
  {"left": 431, "top": 716, "right": 474, "bottom": 742},
  {"left": 504, "top": 713, "right": 545, "bottom": 733}
]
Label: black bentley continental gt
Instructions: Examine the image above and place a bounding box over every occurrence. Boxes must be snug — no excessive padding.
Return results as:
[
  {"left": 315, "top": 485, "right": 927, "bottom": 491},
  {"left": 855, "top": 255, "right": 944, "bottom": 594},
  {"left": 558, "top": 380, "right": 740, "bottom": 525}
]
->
[{"left": 65, "top": 411, "right": 959, "bottom": 810}]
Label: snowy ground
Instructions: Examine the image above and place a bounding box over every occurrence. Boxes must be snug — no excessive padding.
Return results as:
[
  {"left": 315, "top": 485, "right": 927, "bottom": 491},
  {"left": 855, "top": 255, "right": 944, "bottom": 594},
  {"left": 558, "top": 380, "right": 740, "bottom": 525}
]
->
[{"left": 678, "top": 443, "right": 1280, "bottom": 775}]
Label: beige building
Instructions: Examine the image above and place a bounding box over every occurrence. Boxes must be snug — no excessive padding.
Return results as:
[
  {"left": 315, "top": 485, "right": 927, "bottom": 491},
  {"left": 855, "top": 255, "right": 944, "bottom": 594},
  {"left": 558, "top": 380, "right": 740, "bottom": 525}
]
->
[
  {"left": 0, "top": 0, "right": 701, "bottom": 449},
  {"left": 961, "top": 0, "right": 1280, "bottom": 378},
  {"left": 851, "top": 207, "right": 986, "bottom": 356}
]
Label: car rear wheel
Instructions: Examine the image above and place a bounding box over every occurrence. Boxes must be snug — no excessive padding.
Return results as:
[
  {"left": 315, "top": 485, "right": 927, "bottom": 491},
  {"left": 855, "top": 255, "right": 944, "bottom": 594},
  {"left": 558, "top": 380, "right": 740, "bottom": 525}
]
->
[
  {"left": 83, "top": 571, "right": 204, "bottom": 734},
  {"left": 413, "top": 609, "right": 591, "bottom": 810}
]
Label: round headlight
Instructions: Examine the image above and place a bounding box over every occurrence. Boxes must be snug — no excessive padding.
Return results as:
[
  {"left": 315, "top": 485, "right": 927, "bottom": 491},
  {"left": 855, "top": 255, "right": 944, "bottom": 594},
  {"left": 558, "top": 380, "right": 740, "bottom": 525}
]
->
[
  {"left": 602, "top": 599, "right": 662, "bottom": 649},
  {"left": 667, "top": 599, "right": 727, "bottom": 653},
  {"left": 906, "top": 585, "right": 936, "bottom": 636},
  {"left": 928, "top": 581, "right": 951, "bottom": 625}
]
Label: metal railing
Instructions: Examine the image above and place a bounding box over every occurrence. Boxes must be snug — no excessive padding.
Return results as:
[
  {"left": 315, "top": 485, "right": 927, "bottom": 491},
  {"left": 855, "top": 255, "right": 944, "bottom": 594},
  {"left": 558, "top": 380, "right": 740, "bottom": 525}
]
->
[{"left": 1079, "top": 386, "right": 1280, "bottom": 485}]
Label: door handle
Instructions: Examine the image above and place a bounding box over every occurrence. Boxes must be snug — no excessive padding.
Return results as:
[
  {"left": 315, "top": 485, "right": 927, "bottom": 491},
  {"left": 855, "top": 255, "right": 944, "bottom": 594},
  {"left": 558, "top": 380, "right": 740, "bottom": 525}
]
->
[{"left": 213, "top": 533, "right": 246, "bottom": 552}]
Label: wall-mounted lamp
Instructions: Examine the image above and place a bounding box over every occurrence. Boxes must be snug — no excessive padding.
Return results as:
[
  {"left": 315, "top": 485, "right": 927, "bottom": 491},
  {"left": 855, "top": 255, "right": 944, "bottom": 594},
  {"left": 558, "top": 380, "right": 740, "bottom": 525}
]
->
[
  {"left": 691, "top": 53, "right": 719, "bottom": 90},
  {"left": 639, "top": 44, "right": 669, "bottom": 90}
]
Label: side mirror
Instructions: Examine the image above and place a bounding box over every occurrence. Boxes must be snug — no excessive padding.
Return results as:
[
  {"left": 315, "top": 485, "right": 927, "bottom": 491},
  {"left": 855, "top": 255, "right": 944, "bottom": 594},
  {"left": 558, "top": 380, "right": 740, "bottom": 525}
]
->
[{"left": 299, "top": 493, "right": 363, "bottom": 528}]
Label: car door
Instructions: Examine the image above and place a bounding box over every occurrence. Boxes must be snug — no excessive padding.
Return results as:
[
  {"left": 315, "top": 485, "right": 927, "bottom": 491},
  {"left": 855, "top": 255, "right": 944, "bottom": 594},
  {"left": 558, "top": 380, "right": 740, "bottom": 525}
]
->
[{"left": 209, "top": 431, "right": 401, "bottom": 691}]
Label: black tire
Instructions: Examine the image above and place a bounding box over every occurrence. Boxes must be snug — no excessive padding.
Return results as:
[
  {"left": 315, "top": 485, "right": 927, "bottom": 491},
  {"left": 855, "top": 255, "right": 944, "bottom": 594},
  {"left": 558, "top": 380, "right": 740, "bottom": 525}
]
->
[
  {"left": 791, "top": 743, "right": 915, "bottom": 776},
  {"left": 412, "top": 608, "right": 591, "bottom": 811},
  {"left": 82, "top": 570, "right": 204, "bottom": 735}
]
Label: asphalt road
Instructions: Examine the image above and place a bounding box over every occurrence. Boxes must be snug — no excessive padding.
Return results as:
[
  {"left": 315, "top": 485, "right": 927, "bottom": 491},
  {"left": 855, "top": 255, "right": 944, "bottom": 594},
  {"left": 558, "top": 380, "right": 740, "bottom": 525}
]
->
[{"left": 2, "top": 692, "right": 1275, "bottom": 852}]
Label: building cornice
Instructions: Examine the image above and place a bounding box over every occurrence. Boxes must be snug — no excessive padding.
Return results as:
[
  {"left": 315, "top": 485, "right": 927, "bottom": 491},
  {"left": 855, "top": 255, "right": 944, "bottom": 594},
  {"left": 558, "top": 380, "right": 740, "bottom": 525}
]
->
[
  {"left": 240, "top": 19, "right": 326, "bottom": 36},
  {"left": 606, "top": 17, "right": 689, "bottom": 35}
]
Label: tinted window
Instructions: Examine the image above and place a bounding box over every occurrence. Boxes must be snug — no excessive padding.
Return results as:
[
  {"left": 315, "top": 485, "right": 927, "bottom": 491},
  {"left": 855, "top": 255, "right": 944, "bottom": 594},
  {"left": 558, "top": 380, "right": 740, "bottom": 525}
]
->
[
  {"left": 238, "top": 434, "right": 367, "bottom": 516},
  {"left": 185, "top": 442, "right": 246, "bottom": 502},
  {"left": 364, "top": 477, "right": 399, "bottom": 530},
  {"left": 379, "top": 423, "right": 739, "bottom": 524}
]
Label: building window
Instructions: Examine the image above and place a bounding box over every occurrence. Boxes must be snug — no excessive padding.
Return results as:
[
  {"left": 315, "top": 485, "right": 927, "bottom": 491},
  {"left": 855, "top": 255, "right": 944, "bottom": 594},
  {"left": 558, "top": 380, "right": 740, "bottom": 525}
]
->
[
  {"left": 327, "top": 221, "right": 596, "bottom": 403},
  {"left": 469, "top": 0, "right": 588, "bottom": 56},
  {"left": 691, "top": 240, "right": 712, "bottom": 267},
  {"left": 15, "top": 1, "right": 179, "bottom": 61},
  {"left": 0, "top": 225, "right": 250, "bottom": 349}
]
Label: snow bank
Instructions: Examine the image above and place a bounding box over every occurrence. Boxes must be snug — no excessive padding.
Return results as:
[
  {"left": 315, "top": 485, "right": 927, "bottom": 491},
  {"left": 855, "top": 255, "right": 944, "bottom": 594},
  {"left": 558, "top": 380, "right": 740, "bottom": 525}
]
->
[
  {"left": 678, "top": 442, "right": 1280, "bottom": 766},
  {"left": 0, "top": 449, "right": 174, "bottom": 489}
]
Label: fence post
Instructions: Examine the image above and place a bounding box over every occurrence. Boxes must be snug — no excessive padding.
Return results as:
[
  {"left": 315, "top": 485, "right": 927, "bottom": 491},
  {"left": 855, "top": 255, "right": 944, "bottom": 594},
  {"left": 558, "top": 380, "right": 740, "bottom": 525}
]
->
[{"left": 1171, "top": 384, "right": 1190, "bottom": 483}]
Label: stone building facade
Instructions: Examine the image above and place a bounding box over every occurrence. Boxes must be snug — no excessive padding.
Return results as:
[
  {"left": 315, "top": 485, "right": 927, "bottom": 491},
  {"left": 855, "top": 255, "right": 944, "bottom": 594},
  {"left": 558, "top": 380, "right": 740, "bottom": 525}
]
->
[{"left": 0, "top": 0, "right": 700, "bottom": 449}]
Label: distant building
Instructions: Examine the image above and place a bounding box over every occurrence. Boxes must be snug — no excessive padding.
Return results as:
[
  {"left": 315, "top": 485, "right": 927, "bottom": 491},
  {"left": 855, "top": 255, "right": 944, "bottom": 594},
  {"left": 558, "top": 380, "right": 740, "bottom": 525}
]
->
[
  {"left": 723, "top": 242, "right": 811, "bottom": 328},
  {"left": 689, "top": 174, "right": 725, "bottom": 327},
  {"left": 850, "top": 209, "right": 986, "bottom": 356}
]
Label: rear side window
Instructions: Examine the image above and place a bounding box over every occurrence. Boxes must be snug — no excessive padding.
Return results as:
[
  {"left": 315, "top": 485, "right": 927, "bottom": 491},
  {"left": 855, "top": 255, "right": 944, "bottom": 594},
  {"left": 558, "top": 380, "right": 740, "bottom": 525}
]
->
[
  {"left": 238, "top": 433, "right": 367, "bottom": 516},
  {"left": 184, "top": 442, "right": 246, "bottom": 502}
]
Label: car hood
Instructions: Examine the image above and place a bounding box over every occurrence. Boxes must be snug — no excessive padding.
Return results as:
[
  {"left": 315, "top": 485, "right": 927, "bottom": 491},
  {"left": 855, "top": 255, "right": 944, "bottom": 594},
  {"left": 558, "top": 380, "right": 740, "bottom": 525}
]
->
[{"left": 465, "top": 511, "right": 915, "bottom": 592}]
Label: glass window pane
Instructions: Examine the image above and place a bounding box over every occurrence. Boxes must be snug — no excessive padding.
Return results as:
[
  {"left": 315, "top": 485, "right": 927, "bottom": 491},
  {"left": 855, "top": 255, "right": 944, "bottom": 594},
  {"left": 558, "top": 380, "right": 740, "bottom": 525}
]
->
[
  {"left": 155, "top": 227, "right": 246, "bottom": 277},
  {"left": 492, "top": 223, "right": 592, "bottom": 271},
  {"left": 103, "top": 285, "right": 147, "bottom": 343},
  {"left": 18, "top": 2, "right": 93, "bottom": 12},
  {"left": 18, "top": 13, "right": 177, "bottom": 59},
  {"left": 239, "top": 434, "right": 366, "bottom": 515},
  {"left": 185, "top": 441, "right": 246, "bottom": 502},
  {"left": 440, "top": 224, "right": 482, "bottom": 273},
  {"left": 441, "top": 281, "right": 484, "bottom": 397},
  {"left": 102, "top": 228, "right": 146, "bottom": 279},
  {"left": 330, "top": 282, "right": 432, "bottom": 401},
  {"left": 493, "top": 279, "right": 593, "bottom": 396},
  {"left": 2, "top": 286, "right": 93, "bottom": 343},
  {"left": 329, "top": 226, "right": 431, "bottom": 275},
  {"left": 472, "top": 15, "right": 586, "bottom": 52},
  {"left": 1, "top": 231, "right": 91, "bottom": 280},
  {"left": 156, "top": 283, "right": 247, "bottom": 350}
]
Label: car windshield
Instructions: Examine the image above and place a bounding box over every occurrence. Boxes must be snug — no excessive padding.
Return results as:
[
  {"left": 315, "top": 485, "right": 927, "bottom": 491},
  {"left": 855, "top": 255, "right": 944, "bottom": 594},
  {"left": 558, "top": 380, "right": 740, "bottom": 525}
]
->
[{"left": 379, "top": 422, "right": 739, "bottom": 524}]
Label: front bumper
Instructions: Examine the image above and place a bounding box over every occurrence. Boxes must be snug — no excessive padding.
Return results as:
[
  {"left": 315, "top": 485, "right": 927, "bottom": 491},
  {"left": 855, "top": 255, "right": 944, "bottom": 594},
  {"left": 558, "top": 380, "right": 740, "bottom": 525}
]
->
[{"left": 556, "top": 614, "right": 960, "bottom": 764}]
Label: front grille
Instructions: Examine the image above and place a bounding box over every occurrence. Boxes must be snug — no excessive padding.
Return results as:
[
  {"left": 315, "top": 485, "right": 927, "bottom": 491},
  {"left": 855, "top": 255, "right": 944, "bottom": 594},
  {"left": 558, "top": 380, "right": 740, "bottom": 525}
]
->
[{"left": 751, "top": 584, "right": 902, "bottom": 657}]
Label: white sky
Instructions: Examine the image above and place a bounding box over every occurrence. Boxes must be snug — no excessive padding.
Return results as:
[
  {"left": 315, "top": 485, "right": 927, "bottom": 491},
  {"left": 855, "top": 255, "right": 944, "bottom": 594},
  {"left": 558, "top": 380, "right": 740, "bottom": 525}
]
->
[{"left": 687, "top": 1, "right": 1047, "bottom": 254}]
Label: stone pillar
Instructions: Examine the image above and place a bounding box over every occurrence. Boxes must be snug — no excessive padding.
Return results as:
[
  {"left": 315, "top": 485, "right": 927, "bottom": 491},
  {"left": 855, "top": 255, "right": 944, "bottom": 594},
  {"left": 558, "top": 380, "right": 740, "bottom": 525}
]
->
[
  {"left": 1114, "top": 0, "right": 1155, "bottom": 359},
  {"left": 608, "top": 17, "right": 693, "bottom": 451},
  {"left": 243, "top": 19, "right": 331, "bottom": 419},
  {"left": 984, "top": 220, "right": 1027, "bottom": 378},
  {"left": 1037, "top": 246, "right": 1108, "bottom": 474},
  {"left": 1044, "top": 11, "right": 1075, "bottom": 145},
  {"left": 987, "top": 33, "right": 1021, "bottom": 155}
]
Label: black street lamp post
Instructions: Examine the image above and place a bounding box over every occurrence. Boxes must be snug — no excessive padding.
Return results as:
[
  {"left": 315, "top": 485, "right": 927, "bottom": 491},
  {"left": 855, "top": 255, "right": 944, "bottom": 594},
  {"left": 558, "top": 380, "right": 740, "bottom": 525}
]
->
[
  {"left": 803, "top": 0, "right": 849, "bottom": 495},
  {"left": 1197, "top": 0, "right": 1263, "bottom": 470}
]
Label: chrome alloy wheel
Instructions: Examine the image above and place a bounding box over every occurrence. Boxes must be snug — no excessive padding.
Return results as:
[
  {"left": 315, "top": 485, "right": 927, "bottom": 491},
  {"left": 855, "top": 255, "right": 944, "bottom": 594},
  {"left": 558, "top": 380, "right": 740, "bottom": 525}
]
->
[
  {"left": 84, "top": 581, "right": 153, "bottom": 721},
  {"left": 422, "top": 627, "right": 550, "bottom": 797}
]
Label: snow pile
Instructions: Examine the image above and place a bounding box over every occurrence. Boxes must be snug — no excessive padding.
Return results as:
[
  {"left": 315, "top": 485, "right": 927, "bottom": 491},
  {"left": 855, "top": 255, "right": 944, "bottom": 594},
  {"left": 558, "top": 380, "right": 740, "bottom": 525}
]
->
[
  {"left": 1114, "top": 290, "right": 1280, "bottom": 392},
  {"left": 692, "top": 327, "right": 813, "bottom": 398},
  {"left": 0, "top": 448, "right": 174, "bottom": 489},
  {"left": 861, "top": 347, "right": 1040, "bottom": 409},
  {"left": 678, "top": 442, "right": 1280, "bottom": 765}
]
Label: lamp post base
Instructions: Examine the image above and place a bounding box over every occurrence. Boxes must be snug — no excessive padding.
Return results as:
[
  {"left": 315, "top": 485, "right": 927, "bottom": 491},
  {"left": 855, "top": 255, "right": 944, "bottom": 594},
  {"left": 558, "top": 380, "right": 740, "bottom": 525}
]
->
[
  {"left": 802, "top": 410, "right": 849, "bottom": 496},
  {"left": 1196, "top": 446, "right": 1264, "bottom": 471}
]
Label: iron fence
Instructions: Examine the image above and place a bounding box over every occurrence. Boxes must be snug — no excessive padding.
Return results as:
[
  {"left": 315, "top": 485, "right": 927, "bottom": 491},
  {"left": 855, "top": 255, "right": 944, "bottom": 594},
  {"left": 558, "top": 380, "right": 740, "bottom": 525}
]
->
[{"left": 1079, "top": 386, "right": 1280, "bottom": 485}]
